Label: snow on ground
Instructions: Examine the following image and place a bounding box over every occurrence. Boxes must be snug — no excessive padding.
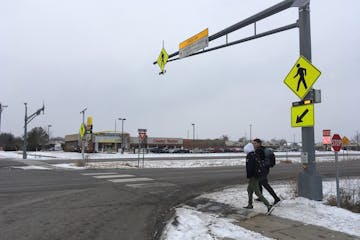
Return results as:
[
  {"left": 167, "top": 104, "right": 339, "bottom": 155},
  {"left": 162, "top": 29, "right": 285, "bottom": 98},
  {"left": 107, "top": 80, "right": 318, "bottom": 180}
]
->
[
  {"left": 1, "top": 150, "right": 359, "bottom": 170},
  {"left": 161, "top": 178, "right": 360, "bottom": 240},
  {"left": 1, "top": 150, "right": 360, "bottom": 239}
]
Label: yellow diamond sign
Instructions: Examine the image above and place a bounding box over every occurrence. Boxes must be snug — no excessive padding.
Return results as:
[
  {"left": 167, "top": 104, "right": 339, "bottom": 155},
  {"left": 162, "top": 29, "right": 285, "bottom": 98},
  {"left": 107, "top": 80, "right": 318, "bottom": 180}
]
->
[
  {"left": 157, "top": 48, "right": 168, "bottom": 74},
  {"left": 79, "top": 123, "right": 85, "bottom": 138},
  {"left": 342, "top": 136, "right": 350, "bottom": 145},
  {"left": 291, "top": 104, "right": 314, "bottom": 128},
  {"left": 284, "top": 56, "right": 321, "bottom": 99}
]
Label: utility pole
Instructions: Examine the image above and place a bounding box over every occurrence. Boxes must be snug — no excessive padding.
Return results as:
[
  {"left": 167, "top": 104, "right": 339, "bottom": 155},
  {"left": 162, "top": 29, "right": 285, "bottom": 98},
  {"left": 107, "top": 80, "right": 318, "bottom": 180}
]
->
[
  {"left": 297, "top": 1, "right": 323, "bottom": 201},
  {"left": 191, "top": 123, "right": 195, "bottom": 150},
  {"left": 249, "top": 124, "right": 252, "bottom": 143},
  {"left": 119, "top": 118, "right": 126, "bottom": 153},
  {"left": 23, "top": 102, "right": 45, "bottom": 159},
  {"left": 0, "top": 103, "right": 8, "bottom": 133},
  {"left": 47, "top": 124, "right": 52, "bottom": 145}
]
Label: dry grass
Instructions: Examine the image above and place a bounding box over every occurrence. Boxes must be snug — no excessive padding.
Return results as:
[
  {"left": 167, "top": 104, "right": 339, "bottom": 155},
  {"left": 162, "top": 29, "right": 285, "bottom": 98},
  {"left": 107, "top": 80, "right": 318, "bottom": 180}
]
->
[
  {"left": 326, "top": 188, "right": 360, "bottom": 213},
  {"left": 73, "top": 160, "right": 87, "bottom": 167},
  {"left": 280, "top": 159, "right": 293, "bottom": 164}
]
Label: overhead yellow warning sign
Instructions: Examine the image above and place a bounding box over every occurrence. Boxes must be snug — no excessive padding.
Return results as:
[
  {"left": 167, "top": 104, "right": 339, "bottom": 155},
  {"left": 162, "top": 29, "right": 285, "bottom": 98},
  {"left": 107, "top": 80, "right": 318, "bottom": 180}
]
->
[
  {"left": 291, "top": 104, "right": 314, "bottom": 128},
  {"left": 179, "top": 28, "right": 208, "bottom": 50},
  {"left": 157, "top": 48, "right": 168, "bottom": 74},
  {"left": 284, "top": 56, "right": 321, "bottom": 99}
]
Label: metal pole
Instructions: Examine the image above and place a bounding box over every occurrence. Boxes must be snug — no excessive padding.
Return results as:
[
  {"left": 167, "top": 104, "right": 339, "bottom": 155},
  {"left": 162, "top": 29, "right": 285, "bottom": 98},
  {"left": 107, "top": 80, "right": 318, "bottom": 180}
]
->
[
  {"left": 192, "top": 123, "right": 195, "bottom": 150},
  {"left": 47, "top": 124, "right": 52, "bottom": 146},
  {"left": 249, "top": 124, "right": 252, "bottom": 143},
  {"left": 115, "top": 119, "right": 117, "bottom": 133},
  {"left": 80, "top": 108, "right": 87, "bottom": 160},
  {"left": 23, "top": 103, "right": 28, "bottom": 159},
  {"left": 121, "top": 118, "right": 126, "bottom": 154},
  {"left": 335, "top": 151, "right": 340, "bottom": 207},
  {"left": 0, "top": 103, "right": 8, "bottom": 133},
  {"left": 297, "top": 1, "right": 323, "bottom": 200}
]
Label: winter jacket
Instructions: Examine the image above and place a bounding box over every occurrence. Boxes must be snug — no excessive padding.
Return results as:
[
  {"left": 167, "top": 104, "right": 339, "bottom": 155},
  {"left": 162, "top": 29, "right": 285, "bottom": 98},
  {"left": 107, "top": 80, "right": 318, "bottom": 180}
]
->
[
  {"left": 244, "top": 143, "right": 256, "bottom": 179},
  {"left": 255, "top": 146, "right": 270, "bottom": 176}
]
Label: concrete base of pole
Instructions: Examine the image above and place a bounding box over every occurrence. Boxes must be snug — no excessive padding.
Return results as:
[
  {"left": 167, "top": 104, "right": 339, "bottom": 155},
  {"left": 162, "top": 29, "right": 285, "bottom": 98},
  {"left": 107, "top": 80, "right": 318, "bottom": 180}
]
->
[{"left": 297, "top": 171, "right": 323, "bottom": 201}]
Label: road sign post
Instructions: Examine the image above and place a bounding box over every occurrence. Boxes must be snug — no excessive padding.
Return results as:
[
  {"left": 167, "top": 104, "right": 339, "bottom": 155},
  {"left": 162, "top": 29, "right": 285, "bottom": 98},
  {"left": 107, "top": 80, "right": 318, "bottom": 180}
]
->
[
  {"left": 296, "top": 1, "right": 323, "bottom": 201},
  {"left": 332, "top": 133, "right": 342, "bottom": 207}
]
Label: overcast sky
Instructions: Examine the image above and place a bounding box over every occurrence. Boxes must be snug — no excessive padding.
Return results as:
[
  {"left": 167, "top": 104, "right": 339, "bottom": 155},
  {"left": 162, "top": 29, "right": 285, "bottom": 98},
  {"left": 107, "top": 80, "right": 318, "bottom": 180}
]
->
[{"left": 1, "top": 0, "right": 359, "bottom": 143}]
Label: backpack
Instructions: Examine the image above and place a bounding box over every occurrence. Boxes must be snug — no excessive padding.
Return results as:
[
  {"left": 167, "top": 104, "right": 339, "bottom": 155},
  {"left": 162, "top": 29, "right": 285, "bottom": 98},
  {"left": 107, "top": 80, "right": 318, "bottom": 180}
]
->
[
  {"left": 255, "top": 153, "right": 268, "bottom": 178},
  {"left": 264, "top": 148, "right": 276, "bottom": 168}
]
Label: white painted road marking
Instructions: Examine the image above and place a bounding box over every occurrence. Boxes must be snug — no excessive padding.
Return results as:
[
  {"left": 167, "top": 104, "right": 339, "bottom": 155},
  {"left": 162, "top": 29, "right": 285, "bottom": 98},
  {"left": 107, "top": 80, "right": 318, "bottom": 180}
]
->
[
  {"left": 81, "top": 172, "right": 118, "bottom": 176},
  {"left": 108, "top": 178, "right": 154, "bottom": 183},
  {"left": 126, "top": 182, "right": 176, "bottom": 188},
  {"left": 93, "top": 174, "right": 135, "bottom": 179}
]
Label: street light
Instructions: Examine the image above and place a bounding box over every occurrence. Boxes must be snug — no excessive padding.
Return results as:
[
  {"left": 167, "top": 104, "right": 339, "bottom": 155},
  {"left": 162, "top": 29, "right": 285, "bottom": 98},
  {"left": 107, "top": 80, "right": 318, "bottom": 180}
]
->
[
  {"left": 249, "top": 124, "right": 252, "bottom": 143},
  {"left": 191, "top": 123, "right": 195, "bottom": 150},
  {"left": 119, "top": 118, "right": 126, "bottom": 153},
  {"left": 0, "top": 103, "right": 8, "bottom": 133}
]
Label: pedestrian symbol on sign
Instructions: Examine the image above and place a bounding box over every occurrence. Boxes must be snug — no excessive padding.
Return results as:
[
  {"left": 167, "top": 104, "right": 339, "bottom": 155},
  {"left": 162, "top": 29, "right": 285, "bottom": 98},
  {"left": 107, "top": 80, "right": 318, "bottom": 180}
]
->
[
  {"left": 283, "top": 55, "right": 321, "bottom": 99},
  {"left": 294, "top": 64, "right": 307, "bottom": 91}
]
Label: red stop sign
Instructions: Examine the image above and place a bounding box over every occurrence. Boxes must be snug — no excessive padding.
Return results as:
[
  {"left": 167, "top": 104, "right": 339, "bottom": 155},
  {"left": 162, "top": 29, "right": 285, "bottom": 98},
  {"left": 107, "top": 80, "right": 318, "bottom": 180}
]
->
[{"left": 331, "top": 134, "right": 342, "bottom": 152}]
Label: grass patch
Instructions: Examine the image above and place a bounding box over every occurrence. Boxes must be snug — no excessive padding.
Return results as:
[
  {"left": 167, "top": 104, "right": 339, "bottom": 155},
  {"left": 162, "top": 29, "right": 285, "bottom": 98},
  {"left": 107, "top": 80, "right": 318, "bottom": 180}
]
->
[
  {"left": 326, "top": 186, "right": 360, "bottom": 213},
  {"left": 73, "top": 160, "right": 87, "bottom": 167},
  {"left": 280, "top": 159, "right": 293, "bottom": 164}
]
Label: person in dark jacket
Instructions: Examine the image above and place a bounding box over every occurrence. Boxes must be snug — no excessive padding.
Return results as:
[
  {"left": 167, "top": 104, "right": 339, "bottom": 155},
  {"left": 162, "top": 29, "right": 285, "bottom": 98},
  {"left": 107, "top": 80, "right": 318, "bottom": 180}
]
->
[
  {"left": 253, "top": 138, "right": 281, "bottom": 205},
  {"left": 243, "top": 143, "right": 272, "bottom": 212}
]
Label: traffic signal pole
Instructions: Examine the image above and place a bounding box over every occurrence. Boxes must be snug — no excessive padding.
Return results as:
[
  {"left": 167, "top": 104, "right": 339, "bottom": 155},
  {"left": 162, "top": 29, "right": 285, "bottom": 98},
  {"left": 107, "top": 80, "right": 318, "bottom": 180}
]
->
[
  {"left": 297, "top": 2, "right": 323, "bottom": 200},
  {"left": 154, "top": 0, "right": 323, "bottom": 201},
  {"left": 23, "top": 103, "right": 45, "bottom": 159}
]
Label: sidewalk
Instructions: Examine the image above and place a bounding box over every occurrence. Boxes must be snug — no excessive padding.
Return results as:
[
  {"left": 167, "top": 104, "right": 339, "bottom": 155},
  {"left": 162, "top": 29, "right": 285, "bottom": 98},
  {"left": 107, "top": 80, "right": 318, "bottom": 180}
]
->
[
  {"left": 187, "top": 198, "right": 359, "bottom": 240},
  {"left": 231, "top": 209, "right": 358, "bottom": 240}
]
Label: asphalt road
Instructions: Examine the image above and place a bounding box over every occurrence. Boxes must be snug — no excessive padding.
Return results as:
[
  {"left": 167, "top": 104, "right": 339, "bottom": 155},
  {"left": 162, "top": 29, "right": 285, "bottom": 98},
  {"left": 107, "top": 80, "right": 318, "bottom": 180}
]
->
[{"left": 0, "top": 159, "right": 359, "bottom": 240}]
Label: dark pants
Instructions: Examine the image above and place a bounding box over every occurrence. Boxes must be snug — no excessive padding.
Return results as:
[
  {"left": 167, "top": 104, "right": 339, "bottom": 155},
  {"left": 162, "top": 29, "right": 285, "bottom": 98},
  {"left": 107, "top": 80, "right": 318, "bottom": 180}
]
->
[
  {"left": 247, "top": 177, "right": 270, "bottom": 207},
  {"left": 259, "top": 177, "right": 280, "bottom": 202}
]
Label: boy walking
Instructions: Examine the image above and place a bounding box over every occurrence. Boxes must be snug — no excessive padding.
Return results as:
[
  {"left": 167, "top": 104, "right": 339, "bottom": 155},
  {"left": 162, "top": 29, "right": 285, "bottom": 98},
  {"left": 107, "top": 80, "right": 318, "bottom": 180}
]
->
[
  {"left": 253, "top": 138, "right": 281, "bottom": 205},
  {"left": 243, "top": 143, "right": 272, "bottom": 212}
]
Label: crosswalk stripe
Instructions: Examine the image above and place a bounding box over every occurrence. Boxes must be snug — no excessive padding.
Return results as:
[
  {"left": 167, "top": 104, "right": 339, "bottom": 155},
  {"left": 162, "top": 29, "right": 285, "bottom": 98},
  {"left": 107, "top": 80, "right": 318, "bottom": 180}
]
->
[
  {"left": 81, "top": 172, "right": 118, "bottom": 176},
  {"left": 126, "top": 182, "right": 176, "bottom": 188},
  {"left": 108, "top": 177, "right": 154, "bottom": 183},
  {"left": 93, "top": 174, "right": 135, "bottom": 179}
]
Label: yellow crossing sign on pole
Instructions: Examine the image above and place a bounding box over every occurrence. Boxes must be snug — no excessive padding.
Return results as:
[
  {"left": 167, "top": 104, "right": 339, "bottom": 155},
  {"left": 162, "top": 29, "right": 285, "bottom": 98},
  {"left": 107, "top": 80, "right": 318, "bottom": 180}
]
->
[
  {"left": 291, "top": 104, "right": 314, "bottom": 128},
  {"left": 157, "top": 47, "right": 169, "bottom": 75},
  {"left": 79, "top": 123, "right": 85, "bottom": 138},
  {"left": 284, "top": 56, "right": 321, "bottom": 99}
]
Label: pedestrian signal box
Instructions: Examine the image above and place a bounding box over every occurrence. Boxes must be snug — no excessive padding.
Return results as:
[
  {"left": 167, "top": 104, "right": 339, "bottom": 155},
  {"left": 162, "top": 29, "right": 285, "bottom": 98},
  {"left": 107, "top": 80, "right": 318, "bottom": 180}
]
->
[{"left": 292, "top": 99, "right": 313, "bottom": 107}]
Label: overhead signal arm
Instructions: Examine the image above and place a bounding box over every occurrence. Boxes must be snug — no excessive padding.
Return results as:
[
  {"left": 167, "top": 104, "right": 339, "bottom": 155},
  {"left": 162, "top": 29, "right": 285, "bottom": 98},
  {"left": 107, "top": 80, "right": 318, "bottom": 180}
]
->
[{"left": 153, "top": 0, "right": 299, "bottom": 65}]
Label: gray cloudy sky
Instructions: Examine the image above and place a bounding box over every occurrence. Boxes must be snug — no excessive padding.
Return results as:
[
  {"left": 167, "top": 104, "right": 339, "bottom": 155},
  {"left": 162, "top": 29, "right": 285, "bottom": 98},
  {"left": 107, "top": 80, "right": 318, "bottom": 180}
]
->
[{"left": 1, "top": 0, "right": 359, "bottom": 143}]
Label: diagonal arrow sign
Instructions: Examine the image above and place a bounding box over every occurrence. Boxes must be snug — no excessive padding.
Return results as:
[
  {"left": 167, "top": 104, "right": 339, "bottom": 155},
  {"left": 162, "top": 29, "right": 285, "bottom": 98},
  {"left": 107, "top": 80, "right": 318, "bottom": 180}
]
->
[{"left": 296, "top": 108, "right": 309, "bottom": 123}]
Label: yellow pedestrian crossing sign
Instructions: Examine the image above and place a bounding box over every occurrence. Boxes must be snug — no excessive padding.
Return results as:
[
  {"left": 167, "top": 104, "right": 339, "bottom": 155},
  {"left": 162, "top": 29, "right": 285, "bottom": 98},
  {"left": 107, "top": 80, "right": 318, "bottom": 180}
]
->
[
  {"left": 79, "top": 123, "right": 85, "bottom": 138},
  {"left": 157, "top": 48, "right": 168, "bottom": 75},
  {"left": 291, "top": 104, "right": 314, "bottom": 127},
  {"left": 284, "top": 56, "right": 321, "bottom": 99}
]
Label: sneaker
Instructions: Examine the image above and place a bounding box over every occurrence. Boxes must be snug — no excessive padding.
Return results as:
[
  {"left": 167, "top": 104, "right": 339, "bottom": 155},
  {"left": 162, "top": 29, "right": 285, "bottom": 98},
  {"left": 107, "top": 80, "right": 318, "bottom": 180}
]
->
[{"left": 243, "top": 205, "right": 253, "bottom": 209}]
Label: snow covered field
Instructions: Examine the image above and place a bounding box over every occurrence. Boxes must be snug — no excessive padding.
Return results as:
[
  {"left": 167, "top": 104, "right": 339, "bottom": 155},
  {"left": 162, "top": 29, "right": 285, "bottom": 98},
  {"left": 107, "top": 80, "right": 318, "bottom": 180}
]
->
[{"left": 1, "top": 150, "right": 359, "bottom": 239}]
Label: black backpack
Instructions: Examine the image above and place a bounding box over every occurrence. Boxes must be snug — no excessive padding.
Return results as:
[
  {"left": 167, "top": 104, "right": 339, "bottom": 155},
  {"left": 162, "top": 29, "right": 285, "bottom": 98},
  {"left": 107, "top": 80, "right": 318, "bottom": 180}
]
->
[
  {"left": 264, "top": 148, "right": 276, "bottom": 168},
  {"left": 255, "top": 153, "right": 268, "bottom": 178}
]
